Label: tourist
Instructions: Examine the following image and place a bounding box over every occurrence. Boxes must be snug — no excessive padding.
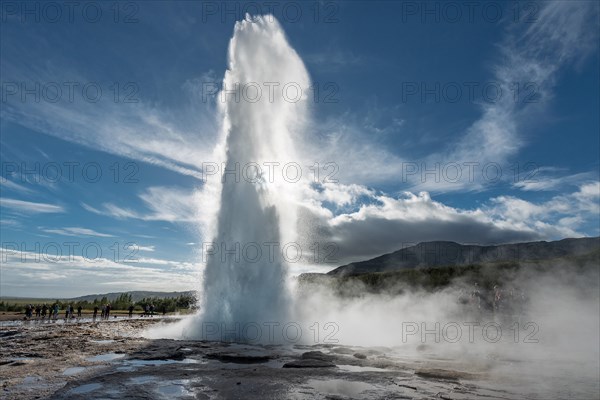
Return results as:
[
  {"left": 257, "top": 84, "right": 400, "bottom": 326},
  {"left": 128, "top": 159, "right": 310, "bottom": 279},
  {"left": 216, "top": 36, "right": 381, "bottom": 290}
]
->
[
  {"left": 101, "top": 304, "right": 106, "bottom": 319},
  {"left": 105, "top": 304, "right": 111, "bottom": 319},
  {"left": 77, "top": 305, "right": 82, "bottom": 318},
  {"left": 93, "top": 305, "right": 99, "bottom": 321},
  {"left": 493, "top": 285, "right": 503, "bottom": 313},
  {"left": 470, "top": 283, "right": 481, "bottom": 311},
  {"left": 128, "top": 304, "right": 134, "bottom": 318}
]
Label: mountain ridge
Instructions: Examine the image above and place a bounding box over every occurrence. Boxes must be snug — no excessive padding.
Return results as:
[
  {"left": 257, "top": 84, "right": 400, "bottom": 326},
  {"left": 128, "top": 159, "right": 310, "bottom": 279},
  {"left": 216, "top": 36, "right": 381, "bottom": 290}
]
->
[{"left": 326, "top": 237, "right": 600, "bottom": 276}]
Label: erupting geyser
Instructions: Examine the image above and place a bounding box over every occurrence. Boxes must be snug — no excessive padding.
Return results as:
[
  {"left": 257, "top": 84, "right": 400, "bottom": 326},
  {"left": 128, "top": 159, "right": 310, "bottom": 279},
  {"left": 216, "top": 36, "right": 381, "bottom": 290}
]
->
[{"left": 199, "top": 15, "right": 311, "bottom": 330}]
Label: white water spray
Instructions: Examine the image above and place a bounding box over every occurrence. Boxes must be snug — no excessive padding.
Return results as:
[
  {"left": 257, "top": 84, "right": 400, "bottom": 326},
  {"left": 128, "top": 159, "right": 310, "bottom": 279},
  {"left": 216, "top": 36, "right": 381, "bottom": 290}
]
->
[{"left": 198, "top": 15, "right": 310, "bottom": 329}]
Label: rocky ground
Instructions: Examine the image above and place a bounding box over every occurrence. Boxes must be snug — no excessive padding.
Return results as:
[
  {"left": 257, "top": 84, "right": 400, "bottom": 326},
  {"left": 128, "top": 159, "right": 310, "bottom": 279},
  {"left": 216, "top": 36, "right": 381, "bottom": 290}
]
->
[{"left": 0, "top": 317, "right": 594, "bottom": 399}]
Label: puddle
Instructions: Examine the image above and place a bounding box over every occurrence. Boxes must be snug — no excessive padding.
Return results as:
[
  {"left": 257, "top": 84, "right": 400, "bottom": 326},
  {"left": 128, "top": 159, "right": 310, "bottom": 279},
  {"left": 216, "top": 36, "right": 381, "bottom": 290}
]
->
[
  {"left": 91, "top": 339, "right": 115, "bottom": 344},
  {"left": 63, "top": 367, "right": 87, "bottom": 376},
  {"left": 338, "top": 365, "right": 390, "bottom": 373},
  {"left": 86, "top": 353, "right": 125, "bottom": 362},
  {"left": 128, "top": 358, "right": 200, "bottom": 366},
  {"left": 70, "top": 383, "right": 102, "bottom": 394},
  {"left": 204, "top": 358, "right": 283, "bottom": 370},
  {"left": 130, "top": 375, "right": 156, "bottom": 384},
  {"left": 117, "top": 358, "right": 202, "bottom": 372},
  {"left": 130, "top": 376, "right": 195, "bottom": 397},
  {"left": 307, "top": 379, "right": 377, "bottom": 397},
  {"left": 156, "top": 379, "right": 193, "bottom": 397},
  {"left": 22, "top": 376, "right": 40, "bottom": 385},
  {"left": 16, "top": 376, "right": 49, "bottom": 390}
]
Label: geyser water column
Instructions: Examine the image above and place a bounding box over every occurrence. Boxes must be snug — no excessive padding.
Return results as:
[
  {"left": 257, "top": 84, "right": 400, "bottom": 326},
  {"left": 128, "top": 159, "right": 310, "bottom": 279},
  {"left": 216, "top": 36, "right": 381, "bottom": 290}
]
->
[{"left": 199, "top": 15, "right": 311, "bottom": 335}]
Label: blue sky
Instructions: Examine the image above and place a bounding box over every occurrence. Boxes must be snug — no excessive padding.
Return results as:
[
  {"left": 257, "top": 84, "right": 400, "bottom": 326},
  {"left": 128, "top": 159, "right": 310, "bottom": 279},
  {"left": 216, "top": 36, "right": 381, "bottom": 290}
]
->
[{"left": 1, "top": 1, "right": 599, "bottom": 297}]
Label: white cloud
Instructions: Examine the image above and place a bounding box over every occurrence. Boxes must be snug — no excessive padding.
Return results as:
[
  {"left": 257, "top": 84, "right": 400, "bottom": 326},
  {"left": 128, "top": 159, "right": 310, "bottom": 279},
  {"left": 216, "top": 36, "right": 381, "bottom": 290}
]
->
[
  {"left": 512, "top": 171, "right": 594, "bottom": 192},
  {"left": 81, "top": 186, "right": 200, "bottom": 223},
  {"left": 0, "top": 198, "right": 65, "bottom": 213},
  {"left": 304, "top": 49, "right": 362, "bottom": 70},
  {"left": 40, "top": 227, "right": 115, "bottom": 238},
  {"left": 0, "top": 53, "right": 219, "bottom": 180},
  {"left": 136, "top": 245, "right": 155, "bottom": 252},
  {"left": 138, "top": 186, "right": 200, "bottom": 222},
  {"left": 0, "top": 219, "right": 21, "bottom": 228},
  {"left": 0, "top": 178, "right": 35, "bottom": 194},
  {"left": 486, "top": 182, "right": 600, "bottom": 237},
  {"left": 575, "top": 182, "right": 600, "bottom": 201},
  {"left": 297, "top": 113, "right": 407, "bottom": 185},
  {"left": 0, "top": 247, "right": 199, "bottom": 298}
]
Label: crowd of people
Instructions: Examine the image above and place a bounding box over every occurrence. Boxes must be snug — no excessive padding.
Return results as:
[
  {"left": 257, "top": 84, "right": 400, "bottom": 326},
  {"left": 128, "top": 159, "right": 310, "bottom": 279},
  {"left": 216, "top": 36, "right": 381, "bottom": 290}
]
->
[
  {"left": 22, "top": 302, "right": 166, "bottom": 322},
  {"left": 24, "top": 303, "right": 60, "bottom": 320}
]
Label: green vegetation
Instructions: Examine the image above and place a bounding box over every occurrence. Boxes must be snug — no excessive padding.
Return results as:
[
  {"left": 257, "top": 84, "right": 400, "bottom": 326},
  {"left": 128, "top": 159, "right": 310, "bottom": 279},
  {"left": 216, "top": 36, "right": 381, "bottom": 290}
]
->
[
  {"left": 299, "top": 249, "right": 599, "bottom": 296},
  {"left": 0, "top": 292, "right": 197, "bottom": 314},
  {"left": 299, "top": 263, "right": 519, "bottom": 296}
]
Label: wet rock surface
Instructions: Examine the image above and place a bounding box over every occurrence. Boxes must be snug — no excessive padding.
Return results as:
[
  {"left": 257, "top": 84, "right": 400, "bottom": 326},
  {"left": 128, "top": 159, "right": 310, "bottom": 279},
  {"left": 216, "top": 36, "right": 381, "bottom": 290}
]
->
[
  {"left": 205, "top": 352, "right": 271, "bottom": 364},
  {"left": 282, "top": 359, "right": 336, "bottom": 368},
  {"left": 0, "top": 318, "right": 596, "bottom": 399}
]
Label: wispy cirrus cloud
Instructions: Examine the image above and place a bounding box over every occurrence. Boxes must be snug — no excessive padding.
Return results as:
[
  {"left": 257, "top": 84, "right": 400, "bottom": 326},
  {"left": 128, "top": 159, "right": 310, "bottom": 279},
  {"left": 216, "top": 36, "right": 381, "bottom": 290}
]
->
[
  {"left": 0, "top": 48, "right": 218, "bottom": 180},
  {"left": 136, "top": 245, "right": 156, "bottom": 252},
  {"left": 81, "top": 186, "right": 200, "bottom": 223},
  {"left": 40, "top": 226, "right": 115, "bottom": 238},
  {"left": 512, "top": 170, "right": 595, "bottom": 192},
  {"left": 0, "top": 178, "right": 35, "bottom": 194},
  {"left": 304, "top": 49, "right": 362, "bottom": 71},
  {"left": 409, "top": 1, "right": 598, "bottom": 194},
  {"left": 0, "top": 219, "right": 21, "bottom": 228},
  {"left": 0, "top": 198, "right": 64, "bottom": 213}
]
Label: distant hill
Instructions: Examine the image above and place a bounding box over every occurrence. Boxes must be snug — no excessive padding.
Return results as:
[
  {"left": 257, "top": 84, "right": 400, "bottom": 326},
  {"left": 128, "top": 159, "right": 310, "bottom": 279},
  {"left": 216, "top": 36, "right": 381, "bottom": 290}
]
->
[
  {"left": 64, "top": 291, "right": 196, "bottom": 302},
  {"left": 327, "top": 237, "right": 600, "bottom": 276},
  {"left": 2, "top": 291, "right": 196, "bottom": 302}
]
